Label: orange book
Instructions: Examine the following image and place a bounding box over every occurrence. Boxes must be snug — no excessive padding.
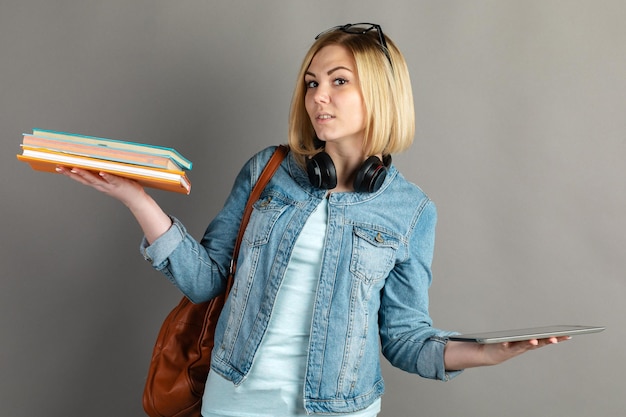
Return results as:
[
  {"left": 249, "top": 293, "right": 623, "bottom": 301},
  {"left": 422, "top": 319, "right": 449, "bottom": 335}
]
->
[{"left": 17, "top": 146, "right": 191, "bottom": 195}]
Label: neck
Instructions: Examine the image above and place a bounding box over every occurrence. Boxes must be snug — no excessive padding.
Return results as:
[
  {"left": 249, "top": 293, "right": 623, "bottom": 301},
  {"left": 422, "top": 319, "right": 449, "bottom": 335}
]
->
[{"left": 323, "top": 144, "right": 365, "bottom": 192}]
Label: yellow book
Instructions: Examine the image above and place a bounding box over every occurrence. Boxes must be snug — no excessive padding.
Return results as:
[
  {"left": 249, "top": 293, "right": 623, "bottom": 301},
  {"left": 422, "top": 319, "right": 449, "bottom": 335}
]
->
[{"left": 17, "top": 146, "right": 191, "bottom": 195}]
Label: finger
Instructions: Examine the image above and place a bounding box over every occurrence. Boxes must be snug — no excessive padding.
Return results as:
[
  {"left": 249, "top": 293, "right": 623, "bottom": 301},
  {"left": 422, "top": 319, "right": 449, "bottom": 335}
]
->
[
  {"left": 98, "top": 171, "right": 121, "bottom": 184},
  {"left": 55, "top": 166, "right": 90, "bottom": 182},
  {"left": 55, "top": 166, "right": 74, "bottom": 176},
  {"left": 544, "top": 336, "right": 570, "bottom": 344},
  {"left": 534, "top": 336, "right": 570, "bottom": 348},
  {"left": 57, "top": 166, "right": 109, "bottom": 188},
  {"left": 72, "top": 168, "right": 108, "bottom": 185},
  {"left": 56, "top": 166, "right": 95, "bottom": 179}
]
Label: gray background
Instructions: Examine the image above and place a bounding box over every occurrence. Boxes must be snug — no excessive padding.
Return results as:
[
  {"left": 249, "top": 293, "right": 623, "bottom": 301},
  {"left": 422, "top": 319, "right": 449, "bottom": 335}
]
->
[{"left": 1, "top": 1, "right": 623, "bottom": 416}]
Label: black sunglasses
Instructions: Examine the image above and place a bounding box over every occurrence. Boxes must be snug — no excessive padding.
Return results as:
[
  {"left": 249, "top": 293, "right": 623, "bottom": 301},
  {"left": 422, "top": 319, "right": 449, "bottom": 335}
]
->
[{"left": 315, "top": 23, "right": 392, "bottom": 66}]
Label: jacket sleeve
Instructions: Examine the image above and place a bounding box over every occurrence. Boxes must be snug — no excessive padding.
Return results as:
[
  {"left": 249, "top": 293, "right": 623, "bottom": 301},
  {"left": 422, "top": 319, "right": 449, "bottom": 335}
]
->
[
  {"left": 378, "top": 198, "right": 462, "bottom": 381},
  {"left": 139, "top": 147, "right": 275, "bottom": 303}
]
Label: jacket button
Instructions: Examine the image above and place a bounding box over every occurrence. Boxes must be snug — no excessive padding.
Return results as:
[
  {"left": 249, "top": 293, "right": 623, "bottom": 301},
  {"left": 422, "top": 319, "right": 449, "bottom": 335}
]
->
[{"left": 375, "top": 233, "right": 384, "bottom": 243}]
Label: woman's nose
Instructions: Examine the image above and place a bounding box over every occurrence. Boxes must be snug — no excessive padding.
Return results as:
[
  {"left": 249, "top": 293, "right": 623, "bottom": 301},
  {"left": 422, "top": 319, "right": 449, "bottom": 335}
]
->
[{"left": 314, "top": 86, "right": 330, "bottom": 104}]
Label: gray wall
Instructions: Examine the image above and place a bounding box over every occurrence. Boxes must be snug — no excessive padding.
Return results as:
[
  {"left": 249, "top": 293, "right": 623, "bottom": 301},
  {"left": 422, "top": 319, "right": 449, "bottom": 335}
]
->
[{"left": 1, "top": 1, "right": 623, "bottom": 416}]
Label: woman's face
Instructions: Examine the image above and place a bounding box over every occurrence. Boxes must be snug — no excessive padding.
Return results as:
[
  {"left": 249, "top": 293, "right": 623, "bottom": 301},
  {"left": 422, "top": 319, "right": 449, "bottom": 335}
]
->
[{"left": 304, "top": 44, "right": 366, "bottom": 150}]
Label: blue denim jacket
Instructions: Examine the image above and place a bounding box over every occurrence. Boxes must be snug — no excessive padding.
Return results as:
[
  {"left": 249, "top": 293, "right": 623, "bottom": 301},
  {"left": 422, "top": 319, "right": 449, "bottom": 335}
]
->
[{"left": 141, "top": 146, "right": 460, "bottom": 414}]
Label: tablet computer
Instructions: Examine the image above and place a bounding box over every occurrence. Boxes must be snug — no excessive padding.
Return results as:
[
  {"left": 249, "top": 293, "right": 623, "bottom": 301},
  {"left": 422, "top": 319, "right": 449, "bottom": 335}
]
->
[{"left": 448, "top": 325, "right": 605, "bottom": 344}]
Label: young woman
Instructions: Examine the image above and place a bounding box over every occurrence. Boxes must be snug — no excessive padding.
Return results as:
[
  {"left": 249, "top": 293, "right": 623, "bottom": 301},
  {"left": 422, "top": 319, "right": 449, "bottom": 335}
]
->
[{"left": 57, "top": 23, "right": 567, "bottom": 417}]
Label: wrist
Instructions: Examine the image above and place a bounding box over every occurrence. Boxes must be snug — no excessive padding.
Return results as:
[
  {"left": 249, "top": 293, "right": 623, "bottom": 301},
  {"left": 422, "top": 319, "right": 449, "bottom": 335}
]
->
[
  {"left": 122, "top": 188, "right": 151, "bottom": 211},
  {"left": 444, "top": 341, "right": 494, "bottom": 370}
]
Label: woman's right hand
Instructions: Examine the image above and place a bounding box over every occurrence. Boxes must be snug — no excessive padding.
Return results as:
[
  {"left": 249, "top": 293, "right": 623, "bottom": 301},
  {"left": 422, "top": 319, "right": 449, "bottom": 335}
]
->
[{"left": 55, "top": 166, "right": 146, "bottom": 208}]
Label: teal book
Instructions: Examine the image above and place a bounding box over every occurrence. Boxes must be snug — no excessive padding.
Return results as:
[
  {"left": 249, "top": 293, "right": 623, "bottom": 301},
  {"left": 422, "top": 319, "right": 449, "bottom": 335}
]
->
[{"left": 31, "top": 128, "right": 193, "bottom": 171}]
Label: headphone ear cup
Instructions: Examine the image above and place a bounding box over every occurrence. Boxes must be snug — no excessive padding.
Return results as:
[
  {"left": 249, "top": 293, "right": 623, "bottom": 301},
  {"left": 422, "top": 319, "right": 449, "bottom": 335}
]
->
[
  {"left": 354, "top": 156, "right": 387, "bottom": 193},
  {"left": 306, "top": 152, "right": 337, "bottom": 190}
]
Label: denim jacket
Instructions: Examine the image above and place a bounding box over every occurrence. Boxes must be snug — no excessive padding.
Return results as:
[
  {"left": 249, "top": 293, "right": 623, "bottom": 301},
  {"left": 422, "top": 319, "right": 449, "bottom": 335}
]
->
[{"left": 141, "top": 146, "right": 460, "bottom": 415}]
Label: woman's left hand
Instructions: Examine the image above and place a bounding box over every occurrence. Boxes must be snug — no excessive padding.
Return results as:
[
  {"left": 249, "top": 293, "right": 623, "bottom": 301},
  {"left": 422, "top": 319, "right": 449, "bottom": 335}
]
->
[
  {"left": 444, "top": 336, "right": 571, "bottom": 370},
  {"left": 480, "top": 336, "right": 571, "bottom": 365}
]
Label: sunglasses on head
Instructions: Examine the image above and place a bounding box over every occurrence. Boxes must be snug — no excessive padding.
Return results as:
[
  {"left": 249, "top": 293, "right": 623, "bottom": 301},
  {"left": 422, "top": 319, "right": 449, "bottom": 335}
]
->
[{"left": 315, "top": 23, "right": 392, "bottom": 66}]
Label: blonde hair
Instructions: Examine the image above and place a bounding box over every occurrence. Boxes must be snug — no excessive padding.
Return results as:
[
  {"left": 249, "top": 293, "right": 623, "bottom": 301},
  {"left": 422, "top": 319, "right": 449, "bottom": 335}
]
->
[{"left": 288, "top": 27, "right": 415, "bottom": 167}]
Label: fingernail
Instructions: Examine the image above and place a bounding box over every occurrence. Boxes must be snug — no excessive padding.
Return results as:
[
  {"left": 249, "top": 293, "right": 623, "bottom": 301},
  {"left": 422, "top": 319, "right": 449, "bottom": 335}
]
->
[{"left": 70, "top": 168, "right": 78, "bottom": 174}]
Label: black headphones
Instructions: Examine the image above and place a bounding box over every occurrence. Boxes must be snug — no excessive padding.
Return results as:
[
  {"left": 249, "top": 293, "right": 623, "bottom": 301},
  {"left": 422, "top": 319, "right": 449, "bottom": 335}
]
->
[{"left": 306, "top": 151, "right": 389, "bottom": 193}]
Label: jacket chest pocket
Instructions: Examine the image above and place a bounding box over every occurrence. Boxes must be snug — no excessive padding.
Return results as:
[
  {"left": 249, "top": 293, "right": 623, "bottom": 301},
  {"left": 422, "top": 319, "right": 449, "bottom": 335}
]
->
[
  {"left": 350, "top": 226, "right": 400, "bottom": 283},
  {"left": 244, "top": 195, "right": 289, "bottom": 246}
]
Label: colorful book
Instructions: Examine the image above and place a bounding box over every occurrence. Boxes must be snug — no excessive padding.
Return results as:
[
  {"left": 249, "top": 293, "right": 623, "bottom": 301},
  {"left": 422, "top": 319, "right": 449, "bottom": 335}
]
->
[
  {"left": 31, "top": 128, "right": 192, "bottom": 171},
  {"left": 18, "top": 146, "right": 191, "bottom": 195},
  {"left": 22, "top": 134, "right": 183, "bottom": 171}
]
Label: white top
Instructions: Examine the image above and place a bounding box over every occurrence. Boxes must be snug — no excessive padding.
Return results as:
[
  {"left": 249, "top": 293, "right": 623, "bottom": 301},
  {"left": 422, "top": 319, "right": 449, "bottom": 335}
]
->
[{"left": 202, "top": 198, "right": 380, "bottom": 417}]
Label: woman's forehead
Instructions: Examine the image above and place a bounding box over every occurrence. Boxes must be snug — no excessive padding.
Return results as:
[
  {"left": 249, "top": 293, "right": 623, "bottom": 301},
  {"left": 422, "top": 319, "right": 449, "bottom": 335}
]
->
[{"left": 307, "top": 44, "right": 355, "bottom": 73}]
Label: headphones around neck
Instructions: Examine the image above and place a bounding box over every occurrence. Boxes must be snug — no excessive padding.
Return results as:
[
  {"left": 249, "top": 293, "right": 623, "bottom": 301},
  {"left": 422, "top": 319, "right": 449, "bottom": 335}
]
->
[{"left": 306, "top": 151, "right": 389, "bottom": 193}]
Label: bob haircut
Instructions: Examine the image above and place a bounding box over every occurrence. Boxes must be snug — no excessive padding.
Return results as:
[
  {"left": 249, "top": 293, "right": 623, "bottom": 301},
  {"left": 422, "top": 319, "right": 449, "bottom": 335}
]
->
[{"left": 288, "top": 27, "right": 415, "bottom": 167}]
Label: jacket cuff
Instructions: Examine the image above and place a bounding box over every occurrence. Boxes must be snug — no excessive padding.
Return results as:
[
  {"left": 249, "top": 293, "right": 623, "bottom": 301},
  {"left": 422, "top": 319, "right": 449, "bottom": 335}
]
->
[
  {"left": 139, "top": 216, "right": 186, "bottom": 268},
  {"left": 419, "top": 333, "right": 464, "bottom": 381}
]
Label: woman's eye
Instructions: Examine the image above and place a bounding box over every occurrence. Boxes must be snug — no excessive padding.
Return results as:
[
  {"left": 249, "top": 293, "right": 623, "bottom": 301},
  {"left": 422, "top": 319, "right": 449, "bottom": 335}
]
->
[
  {"left": 333, "top": 78, "right": 348, "bottom": 86},
  {"left": 305, "top": 80, "right": 318, "bottom": 88}
]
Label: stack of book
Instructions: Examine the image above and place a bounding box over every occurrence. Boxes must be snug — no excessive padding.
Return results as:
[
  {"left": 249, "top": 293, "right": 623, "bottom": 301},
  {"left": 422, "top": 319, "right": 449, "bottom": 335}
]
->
[{"left": 16, "top": 129, "right": 192, "bottom": 194}]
